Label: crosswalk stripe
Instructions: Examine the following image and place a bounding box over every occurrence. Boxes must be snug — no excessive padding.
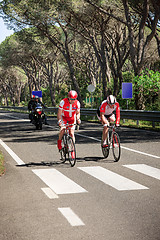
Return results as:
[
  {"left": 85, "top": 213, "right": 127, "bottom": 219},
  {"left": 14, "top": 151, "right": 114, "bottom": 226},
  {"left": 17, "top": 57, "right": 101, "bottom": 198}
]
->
[
  {"left": 58, "top": 208, "right": 85, "bottom": 226},
  {"left": 123, "top": 164, "right": 160, "bottom": 180},
  {"left": 32, "top": 169, "right": 87, "bottom": 194},
  {"left": 78, "top": 166, "right": 148, "bottom": 191},
  {"left": 41, "top": 187, "right": 59, "bottom": 199}
]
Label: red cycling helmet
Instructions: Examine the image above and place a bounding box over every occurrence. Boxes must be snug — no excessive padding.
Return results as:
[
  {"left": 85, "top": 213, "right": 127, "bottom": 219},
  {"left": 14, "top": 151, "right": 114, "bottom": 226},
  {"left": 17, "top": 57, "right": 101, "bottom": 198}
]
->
[
  {"left": 107, "top": 95, "right": 116, "bottom": 105},
  {"left": 68, "top": 90, "right": 78, "bottom": 99}
]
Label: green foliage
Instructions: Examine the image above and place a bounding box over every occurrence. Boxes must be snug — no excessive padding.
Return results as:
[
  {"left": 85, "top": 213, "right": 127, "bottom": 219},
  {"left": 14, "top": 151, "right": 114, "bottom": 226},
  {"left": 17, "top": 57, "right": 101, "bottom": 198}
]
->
[
  {"left": 134, "top": 69, "right": 160, "bottom": 95},
  {"left": 0, "top": 151, "right": 5, "bottom": 176},
  {"left": 133, "top": 69, "right": 160, "bottom": 110},
  {"left": 41, "top": 85, "right": 69, "bottom": 107}
]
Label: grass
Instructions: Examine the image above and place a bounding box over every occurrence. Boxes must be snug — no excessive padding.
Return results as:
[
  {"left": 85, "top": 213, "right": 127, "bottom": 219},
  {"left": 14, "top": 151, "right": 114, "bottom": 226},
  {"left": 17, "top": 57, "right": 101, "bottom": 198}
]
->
[
  {"left": 0, "top": 151, "right": 5, "bottom": 176},
  {"left": 120, "top": 119, "right": 160, "bottom": 131},
  {"left": 81, "top": 116, "right": 160, "bottom": 131}
]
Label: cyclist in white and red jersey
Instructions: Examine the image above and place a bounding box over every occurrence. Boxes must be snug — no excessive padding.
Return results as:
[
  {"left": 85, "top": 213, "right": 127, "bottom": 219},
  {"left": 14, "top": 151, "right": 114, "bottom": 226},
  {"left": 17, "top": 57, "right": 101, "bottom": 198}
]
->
[
  {"left": 57, "top": 90, "right": 81, "bottom": 151},
  {"left": 97, "top": 95, "right": 120, "bottom": 147}
]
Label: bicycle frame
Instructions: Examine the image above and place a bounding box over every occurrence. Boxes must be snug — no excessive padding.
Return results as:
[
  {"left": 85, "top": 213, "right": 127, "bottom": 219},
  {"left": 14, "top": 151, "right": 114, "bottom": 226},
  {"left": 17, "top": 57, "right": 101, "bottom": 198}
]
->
[
  {"left": 107, "top": 125, "right": 116, "bottom": 148},
  {"left": 59, "top": 123, "right": 77, "bottom": 167},
  {"left": 101, "top": 124, "right": 121, "bottom": 162}
]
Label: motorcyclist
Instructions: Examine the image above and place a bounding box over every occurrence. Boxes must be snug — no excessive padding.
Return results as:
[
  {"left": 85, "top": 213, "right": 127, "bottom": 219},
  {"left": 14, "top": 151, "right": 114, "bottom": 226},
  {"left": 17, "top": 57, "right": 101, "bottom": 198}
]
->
[
  {"left": 28, "top": 96, "right": 48, "bottom": 125},
  {"left": 28, "top": 96, "right": 36, "bottom": 122}
]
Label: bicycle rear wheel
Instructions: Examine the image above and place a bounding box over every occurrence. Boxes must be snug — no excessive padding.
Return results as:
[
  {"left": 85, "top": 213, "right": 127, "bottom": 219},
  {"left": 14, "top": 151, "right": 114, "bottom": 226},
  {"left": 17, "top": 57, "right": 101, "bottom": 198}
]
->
[
  {"left": 112, "top": 132, "right": 121, "bottom": 162},
  {"left": 67, "top": 136, "right": 76, "bottom": 167},
  {"left": 101, "top": 135, "right": 109, "bottom": 158}
]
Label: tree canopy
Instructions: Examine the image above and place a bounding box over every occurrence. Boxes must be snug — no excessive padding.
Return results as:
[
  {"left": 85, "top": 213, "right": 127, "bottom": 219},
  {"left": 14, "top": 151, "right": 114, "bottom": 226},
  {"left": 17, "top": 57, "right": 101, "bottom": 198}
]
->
[{"left": 0, "top": 0, "right": 160, "bottom": 109}]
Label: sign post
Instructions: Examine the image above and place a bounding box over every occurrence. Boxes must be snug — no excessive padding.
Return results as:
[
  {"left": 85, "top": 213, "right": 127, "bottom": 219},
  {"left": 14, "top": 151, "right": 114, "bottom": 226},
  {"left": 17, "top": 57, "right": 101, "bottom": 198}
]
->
[
  {"left": 122, "top": 83, "right": 133, "bottom": 109},
  {"left": 87, "top": 84, "right": 95, "bottom": 108}
]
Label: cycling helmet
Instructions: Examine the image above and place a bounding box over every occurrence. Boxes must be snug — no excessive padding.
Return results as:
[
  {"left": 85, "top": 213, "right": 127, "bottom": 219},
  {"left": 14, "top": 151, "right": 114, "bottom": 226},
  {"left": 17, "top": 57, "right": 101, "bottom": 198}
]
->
[
  {"left": 68, "top": 90, "right": 78, "bottom": 99},
  {"left": 34, "top": 96, "right": 39, "bottom": 99},
  {"left": 107, "top": 95, "right": 116, "bottom": 105}
]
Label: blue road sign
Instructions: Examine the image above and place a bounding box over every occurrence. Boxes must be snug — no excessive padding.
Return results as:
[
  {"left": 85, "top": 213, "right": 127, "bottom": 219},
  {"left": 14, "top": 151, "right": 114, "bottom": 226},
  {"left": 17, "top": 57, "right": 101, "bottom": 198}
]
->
[
  {"left": 122, "top": 83, "right": 132, "bottom": 99},
  {"left": 32, "top": 91, "right": 42, "bottom": 98}
]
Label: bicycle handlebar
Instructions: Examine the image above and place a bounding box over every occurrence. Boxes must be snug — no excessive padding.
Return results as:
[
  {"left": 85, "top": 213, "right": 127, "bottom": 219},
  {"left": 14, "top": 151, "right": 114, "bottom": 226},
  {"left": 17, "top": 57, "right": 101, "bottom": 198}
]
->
[
  {"left": 59, "top": 123, "right": 80, "bottom": 131},
  {"left": 106, "top": 124, "right": 120, "bottom": 129}
]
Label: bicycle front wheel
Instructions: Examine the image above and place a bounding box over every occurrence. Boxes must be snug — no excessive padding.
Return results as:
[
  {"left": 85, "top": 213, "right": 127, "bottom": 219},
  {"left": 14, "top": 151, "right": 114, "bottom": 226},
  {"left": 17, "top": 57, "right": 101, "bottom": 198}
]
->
[
  {"left": 112, "top": 132, "right": 121, "bottom": 162},
  {"left": 67, "top": 136, "right": 76, "bottom": 167},
  {"left": 60, "top": 135, "right": 67, "bottom": 163},
  {"left": 101, "top": 136, "right": 109, "bottom": 159}
]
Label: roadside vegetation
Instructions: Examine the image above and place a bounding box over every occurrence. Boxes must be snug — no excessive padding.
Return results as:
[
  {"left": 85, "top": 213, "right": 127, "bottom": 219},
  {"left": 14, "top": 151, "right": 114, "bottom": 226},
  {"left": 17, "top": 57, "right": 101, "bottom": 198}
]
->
[
  {"left": 0, "top": 0, "right": 159, "bottom": 112},
  {"left": 0, "top": 151, "right": 5, "bottom": 176}
]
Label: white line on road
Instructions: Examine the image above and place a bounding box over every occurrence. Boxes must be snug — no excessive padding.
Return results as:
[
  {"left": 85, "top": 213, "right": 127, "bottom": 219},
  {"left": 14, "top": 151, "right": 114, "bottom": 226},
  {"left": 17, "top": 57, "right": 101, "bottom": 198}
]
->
[
  {"left": 77, "top": 132, "right": 100, "bottom": 142},
  {"left": 76, "top": 133, "right": 160, "bottom": 159},
  {"left": 0, "top": 113, "right": 29, "bottom": 122},
  {"left": 1, "top": 113, "right": 159, "bottom": 159},
  {"left": 41, "top": 187, "right": 59, "bottom": 199},
  {"left": 32, "top": 169, "right": 87, "bottom": 194},
  {"left": 121, "top": 146, "right": 160, "bottom": 159},
  {"left": 0, "top": 139, "right": 25, "bottom": 165},
  {"left": 78, "top": 166, "right": 148, "bottom": 191},
  {"left": 58, "top": 207, "right": 85, "bottom": 226},
  {"left": 123, "top": 164, "right": 160, "bottom": 180}
]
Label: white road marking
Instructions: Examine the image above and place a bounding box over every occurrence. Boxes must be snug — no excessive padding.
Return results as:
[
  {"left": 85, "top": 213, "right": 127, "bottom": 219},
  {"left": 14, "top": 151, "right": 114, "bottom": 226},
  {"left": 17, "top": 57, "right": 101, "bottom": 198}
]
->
[
  {"left": 123, "top": 164, "right": 160, "bottom": 180},
  {"left": 58, "top": 207, "right": 85, "bottom": 226},
  {"left": 76, "top": 133, "right": 160, "bottom": 159},
  {"left": 76, "top": 133, "right": 100, "bottom": 142},
  {"left": 1, "top": 113, "right": 159, "bottom": 159},
  {"left": 0, "top": 139, "right": 25, "bottom": 165},
  {"left": 32, "top": 169, "right": 87, "bottom": 194},
  {"left": 78, "top": 166, "right": 148, "bottom": 191},
  {"left": 121, "top": 146, "right": 160, "bottom": 159},
  {"left": 0, "top": 113, "right": 29, "bottom": 122},
  {"left": 41, "top": 187, "right": 59, "bottom": 199}
]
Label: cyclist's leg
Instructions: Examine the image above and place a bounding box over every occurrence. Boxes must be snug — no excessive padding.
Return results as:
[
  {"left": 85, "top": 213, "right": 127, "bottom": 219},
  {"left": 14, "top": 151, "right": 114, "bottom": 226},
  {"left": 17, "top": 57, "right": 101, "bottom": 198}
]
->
[
  {"left": 67, "top": 119, "right": 76, "bottom": 159},
  {"left": 102, "top": 120, "right": 109, "bottom": 146},
  {"left": 68, "top": 119, "right": 76, "bottom": 142},
  {"left": 57, "top": 118, "right": 66, "bottom": 150},
  {"left": 108, "top": 114, "right": 115, "bottom": 124}
]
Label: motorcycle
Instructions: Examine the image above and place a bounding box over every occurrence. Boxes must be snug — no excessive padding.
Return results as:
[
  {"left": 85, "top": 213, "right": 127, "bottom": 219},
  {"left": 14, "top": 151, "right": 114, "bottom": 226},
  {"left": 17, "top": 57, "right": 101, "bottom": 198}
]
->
[{"left": 32, "top": 103, "right": 45, "bottom": 130}]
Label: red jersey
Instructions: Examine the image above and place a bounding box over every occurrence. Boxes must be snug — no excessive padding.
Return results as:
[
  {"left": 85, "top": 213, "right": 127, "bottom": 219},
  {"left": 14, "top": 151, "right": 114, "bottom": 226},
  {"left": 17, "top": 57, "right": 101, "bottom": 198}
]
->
[
  {"left": 59, "top": 98, "right": 80, "bottom": 121},
  {"left": 100, "top": 100, "right": 120, "bottom": 125}
]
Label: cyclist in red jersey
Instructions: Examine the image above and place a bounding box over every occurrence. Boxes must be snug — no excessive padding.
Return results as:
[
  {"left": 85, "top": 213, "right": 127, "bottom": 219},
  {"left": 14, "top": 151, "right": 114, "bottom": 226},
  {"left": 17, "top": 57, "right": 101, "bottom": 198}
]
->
[
  {"left": 97, "top": 95, "right": 120, "bottom": 147},
  {"left": 57, "top": 90, "right": 81, "bottom": 152}
]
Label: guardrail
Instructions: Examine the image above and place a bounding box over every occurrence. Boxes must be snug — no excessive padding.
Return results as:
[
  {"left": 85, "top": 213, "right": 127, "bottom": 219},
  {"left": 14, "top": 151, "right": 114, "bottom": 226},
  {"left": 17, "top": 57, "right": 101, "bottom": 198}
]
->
[{"left": 0, "top": 106, "right": 160, "bottom": 127}]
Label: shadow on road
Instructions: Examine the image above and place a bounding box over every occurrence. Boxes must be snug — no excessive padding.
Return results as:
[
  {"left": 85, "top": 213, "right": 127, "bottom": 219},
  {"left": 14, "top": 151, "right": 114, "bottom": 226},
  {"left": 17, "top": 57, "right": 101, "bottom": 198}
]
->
[
  {"left": 0, "top": 117, "right": 160, "bottom": 145},
  {"left": 16, "top": 156, "right": 115, "bottom": 169}
]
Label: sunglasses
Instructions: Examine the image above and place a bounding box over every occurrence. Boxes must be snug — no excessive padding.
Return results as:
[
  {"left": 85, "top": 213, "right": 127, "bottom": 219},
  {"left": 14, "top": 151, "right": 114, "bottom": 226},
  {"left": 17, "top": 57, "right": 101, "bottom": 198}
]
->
[{"left": 70, "top": 98, "right": 76, "bottom": 100}]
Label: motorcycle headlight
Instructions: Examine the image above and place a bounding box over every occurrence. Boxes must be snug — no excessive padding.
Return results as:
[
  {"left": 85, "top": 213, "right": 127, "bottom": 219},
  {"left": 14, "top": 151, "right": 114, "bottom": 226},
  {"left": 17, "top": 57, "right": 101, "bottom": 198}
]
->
[{"left": 36, "top": 108, "right": 42, "bottom": 112}]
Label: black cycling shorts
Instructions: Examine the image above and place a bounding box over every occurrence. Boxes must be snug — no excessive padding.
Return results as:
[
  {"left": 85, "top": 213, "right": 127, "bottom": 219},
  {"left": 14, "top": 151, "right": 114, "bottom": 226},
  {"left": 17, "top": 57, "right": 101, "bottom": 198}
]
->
[{"left": 97, "top": 108, "right": 112, "bottom": 119}]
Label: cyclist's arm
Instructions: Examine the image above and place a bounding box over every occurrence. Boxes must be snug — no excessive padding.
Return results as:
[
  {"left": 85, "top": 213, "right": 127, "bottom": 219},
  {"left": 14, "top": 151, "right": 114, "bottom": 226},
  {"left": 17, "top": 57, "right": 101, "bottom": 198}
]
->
[
  {"left": 76, "top": 110, "right": 81, "bottom": 124},
  {"left": 100, "top": 112, "right": 108, "bottom": 125},
  {"left": 115, "top": 102, "right": 120, "bottom": 125},
  {"left": 57, "top": 108, "right": 63, "bottom": 125}
]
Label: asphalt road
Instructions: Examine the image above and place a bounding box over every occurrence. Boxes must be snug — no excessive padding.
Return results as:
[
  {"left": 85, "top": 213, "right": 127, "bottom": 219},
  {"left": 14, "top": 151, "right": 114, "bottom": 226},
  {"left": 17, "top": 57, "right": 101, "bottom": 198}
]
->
[{"left": 0, "top": 110, "right": 160, "bottom": 240}]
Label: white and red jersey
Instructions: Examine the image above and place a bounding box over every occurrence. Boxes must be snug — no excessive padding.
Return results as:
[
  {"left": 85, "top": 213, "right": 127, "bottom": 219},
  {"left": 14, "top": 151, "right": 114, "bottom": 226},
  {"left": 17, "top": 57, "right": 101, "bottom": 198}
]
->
[
  {"left": 59, "top": 98, "right": 80, "bottom": 121},
  {"left": 99, "top": 100, "right": 120, "bottom": 125}
]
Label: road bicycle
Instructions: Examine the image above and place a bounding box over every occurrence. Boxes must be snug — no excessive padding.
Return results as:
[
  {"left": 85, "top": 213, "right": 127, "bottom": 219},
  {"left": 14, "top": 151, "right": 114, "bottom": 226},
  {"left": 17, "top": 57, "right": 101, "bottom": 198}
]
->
[
  {"left": 101, "top": 124, "right": 121, "bottom": 162},
  {"left": 59, "top": 124, "right": 79, "bottom": 167}
]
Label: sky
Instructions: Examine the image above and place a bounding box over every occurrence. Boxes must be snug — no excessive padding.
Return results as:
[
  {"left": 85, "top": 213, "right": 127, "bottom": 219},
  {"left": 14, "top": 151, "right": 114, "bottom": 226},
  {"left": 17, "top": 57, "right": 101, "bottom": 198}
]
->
[{"left": 0, "top": 17, "right": 14, "bottom": 43}]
